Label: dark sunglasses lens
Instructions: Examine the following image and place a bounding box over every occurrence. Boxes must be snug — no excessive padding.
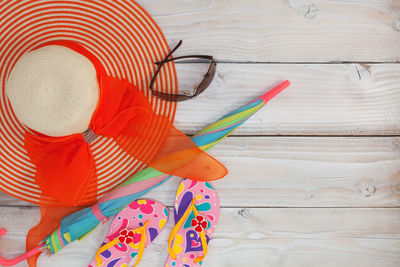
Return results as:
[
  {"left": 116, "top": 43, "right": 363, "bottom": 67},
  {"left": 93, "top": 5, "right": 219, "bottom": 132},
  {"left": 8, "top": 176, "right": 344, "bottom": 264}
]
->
[
  {"left": 150, "top": 57, "right": 216, "bottom": 101},
  {"left": 195, "top": 61, "right": 216, "bottom": 96},
  {"left": 150, "top": 90, "right": 191, "bottom": 102}
]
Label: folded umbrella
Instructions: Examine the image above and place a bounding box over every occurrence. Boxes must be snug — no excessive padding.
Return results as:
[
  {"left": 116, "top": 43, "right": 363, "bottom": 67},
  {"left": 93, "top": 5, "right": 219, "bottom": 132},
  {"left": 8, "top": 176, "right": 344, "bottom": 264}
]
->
[{"left": 0, "top": 80, "right": 290, "bottom": 266}]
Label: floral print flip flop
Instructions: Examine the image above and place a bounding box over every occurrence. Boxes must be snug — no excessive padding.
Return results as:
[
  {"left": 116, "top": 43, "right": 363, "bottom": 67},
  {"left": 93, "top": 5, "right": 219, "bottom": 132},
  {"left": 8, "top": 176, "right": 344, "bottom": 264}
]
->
[
  {"left": 88, "top": 199, "right": 169, "bottom": 267},
  {"left": 165, "top": 179, "right": 220, "bottom": 267}
]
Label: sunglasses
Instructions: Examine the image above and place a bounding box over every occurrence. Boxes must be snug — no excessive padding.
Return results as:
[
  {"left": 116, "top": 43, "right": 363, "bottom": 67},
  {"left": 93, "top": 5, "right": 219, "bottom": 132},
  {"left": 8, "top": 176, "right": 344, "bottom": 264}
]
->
[{"left": 149, "top": 40, "right": 216, "bottom": 102}]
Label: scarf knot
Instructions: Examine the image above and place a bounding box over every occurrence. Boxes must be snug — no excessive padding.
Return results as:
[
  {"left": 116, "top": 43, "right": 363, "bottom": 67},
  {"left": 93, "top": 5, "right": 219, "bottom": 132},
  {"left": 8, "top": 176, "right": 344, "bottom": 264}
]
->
[{"left": 82, "top": 128, "right": 98, "bottom": 144}]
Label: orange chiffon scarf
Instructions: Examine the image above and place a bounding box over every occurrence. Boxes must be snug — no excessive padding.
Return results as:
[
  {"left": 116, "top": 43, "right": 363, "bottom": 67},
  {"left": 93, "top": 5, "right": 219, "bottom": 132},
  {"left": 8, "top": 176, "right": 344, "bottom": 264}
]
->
[
  {"left": 24, "top": 40, "right": 227, "bottom": 207},
  {"left": 23, "top": 41, "right": 226, "bottom": 267}
]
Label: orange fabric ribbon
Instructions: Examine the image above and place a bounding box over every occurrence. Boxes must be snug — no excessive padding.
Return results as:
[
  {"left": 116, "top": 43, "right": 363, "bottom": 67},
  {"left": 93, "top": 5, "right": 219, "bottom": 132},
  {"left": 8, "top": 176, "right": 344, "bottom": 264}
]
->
[
  {"left": 21, "top": 41, "right": 227, "bottom": 207},
  {"left": 21, "top": 41, "right": 226, "bottom": 267},
  {"left": 24, "top": 74, "right": 227, "bottom": 206}
]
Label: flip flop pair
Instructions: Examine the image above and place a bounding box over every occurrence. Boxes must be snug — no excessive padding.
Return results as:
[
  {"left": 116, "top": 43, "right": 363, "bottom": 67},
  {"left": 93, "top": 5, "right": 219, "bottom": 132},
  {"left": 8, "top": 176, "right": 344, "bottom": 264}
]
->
[{"left": 89, "top": 179, "right": 219, "bottom": 267}]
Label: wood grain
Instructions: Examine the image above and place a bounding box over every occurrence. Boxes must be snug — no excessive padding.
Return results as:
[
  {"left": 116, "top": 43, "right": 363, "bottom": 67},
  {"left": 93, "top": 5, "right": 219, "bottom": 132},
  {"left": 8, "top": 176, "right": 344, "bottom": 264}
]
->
[
  {"left": 1, "top": 1, "right": 399, "bottom": 266},
  {"left": 173, "top": 63, "right": 400, "bottom": 135},
  {"left": 1, "top": 207, "right": 399, "bottom": 267},
  {"left": 1, "top": 136, "right": 399, "bottom": 208},
  {"left": 137, "top": 0, "right": 400, "bottom": 62}
]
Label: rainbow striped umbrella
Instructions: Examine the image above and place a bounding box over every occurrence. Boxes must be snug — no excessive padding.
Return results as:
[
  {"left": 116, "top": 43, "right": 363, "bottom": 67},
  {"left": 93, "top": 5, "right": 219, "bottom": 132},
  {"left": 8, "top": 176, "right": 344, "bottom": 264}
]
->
[
  {"left": 0, "top": 80, "right": 289, "bottom": 265},
  {"left": 191, "top": 80, "right": 290, "bottom": 150}
]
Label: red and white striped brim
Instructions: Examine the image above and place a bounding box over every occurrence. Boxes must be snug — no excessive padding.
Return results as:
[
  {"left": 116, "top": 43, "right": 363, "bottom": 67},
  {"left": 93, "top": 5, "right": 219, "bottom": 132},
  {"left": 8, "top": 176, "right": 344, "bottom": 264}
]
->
[{"left": 0, "top": 0, "right": 177, "bottom": 205}]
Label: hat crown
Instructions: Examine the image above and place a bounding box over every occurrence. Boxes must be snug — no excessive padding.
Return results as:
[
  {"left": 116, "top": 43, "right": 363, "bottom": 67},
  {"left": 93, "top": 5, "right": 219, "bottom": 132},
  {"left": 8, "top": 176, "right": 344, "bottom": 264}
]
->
[{"left": 6, "top": 45, "right": 99, "bottom": 137}]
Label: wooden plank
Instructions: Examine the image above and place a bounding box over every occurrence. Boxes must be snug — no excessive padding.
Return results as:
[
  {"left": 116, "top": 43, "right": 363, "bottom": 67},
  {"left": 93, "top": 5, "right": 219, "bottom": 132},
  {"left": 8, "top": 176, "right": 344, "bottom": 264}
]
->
[
  {"left": 1, "top": 136, "right": 399, "bottom": 207},
  {"left": 173, "top": 63, "right": 400, "bottom": 135},
  {"left": 137, "top": 0, "right": 400, "bottom": 62},
  {"left": 0, "top": 207, "right": 399, "bottom": 267},
  {"left": 122, "top": 136, "right": 400, "bottom": 208}
]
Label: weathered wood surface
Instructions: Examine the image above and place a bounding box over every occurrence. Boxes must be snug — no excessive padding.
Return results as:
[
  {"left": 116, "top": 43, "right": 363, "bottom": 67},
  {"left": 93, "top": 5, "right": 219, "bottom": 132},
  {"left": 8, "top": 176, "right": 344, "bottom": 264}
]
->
[
  {"left": 1, "top": 0, "right": 399, "bottom": 266},
  {"left": 0, "top": 207, "right": 399, "bottom": 267},
  {"left": 1, "top": 136, "right": 399, "bottom": 208},
  {"left": 137, "top": 0, "right": 400, "bottom": 62},
  {"left": 174, "top": 63, "right": 400, "bottom": 135}
]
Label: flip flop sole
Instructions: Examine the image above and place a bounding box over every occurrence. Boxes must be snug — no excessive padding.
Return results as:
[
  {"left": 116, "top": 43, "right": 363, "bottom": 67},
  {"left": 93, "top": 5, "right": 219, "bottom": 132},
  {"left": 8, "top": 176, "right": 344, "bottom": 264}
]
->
[
  {"left": 165, "top": 179, "right": 220, "bottom": 267},
  {"left": 89, "top": 199, "right": 169, "bottom": 267}
]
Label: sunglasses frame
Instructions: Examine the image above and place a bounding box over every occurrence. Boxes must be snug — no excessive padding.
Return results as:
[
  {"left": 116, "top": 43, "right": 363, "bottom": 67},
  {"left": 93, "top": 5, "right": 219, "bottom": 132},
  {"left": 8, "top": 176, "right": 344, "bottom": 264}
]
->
[{"left": 149, "top": 40, "right": 217, "bottom": 102}]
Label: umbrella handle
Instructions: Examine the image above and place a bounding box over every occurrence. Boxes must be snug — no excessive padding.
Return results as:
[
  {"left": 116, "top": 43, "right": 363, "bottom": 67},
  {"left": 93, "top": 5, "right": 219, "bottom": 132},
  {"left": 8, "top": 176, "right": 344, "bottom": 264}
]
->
[
  {"left": 0, "top": 228, "right": 42, "bottom": 266},
  {"left": 260, "top": 80, "right": 290, "bottom": 103}
]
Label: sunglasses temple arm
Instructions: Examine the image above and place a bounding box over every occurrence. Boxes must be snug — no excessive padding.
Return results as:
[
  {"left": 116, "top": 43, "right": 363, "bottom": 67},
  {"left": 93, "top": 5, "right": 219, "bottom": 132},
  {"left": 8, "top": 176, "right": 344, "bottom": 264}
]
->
[
  {"left": 150, "top": 40, "right": 184, "bottom": 88},
  {"left": 156, "top": 55, "right": 213, "bottom": 64},
  {"left": 260, "top": 80, "right": 290, "bottom": 104},
  {"left": 0, "top": 228, "right": 43, "bottom": 266},
  {"left": 156, "top": 40, "right": 183, "bottom": 65}
]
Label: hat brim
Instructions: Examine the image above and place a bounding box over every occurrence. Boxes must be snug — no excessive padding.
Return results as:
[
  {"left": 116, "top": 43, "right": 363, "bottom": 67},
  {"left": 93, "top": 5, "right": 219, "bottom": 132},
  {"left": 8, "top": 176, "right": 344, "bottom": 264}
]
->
[{"left": 0, "top": 0, "right": 178, "bottom": 205}]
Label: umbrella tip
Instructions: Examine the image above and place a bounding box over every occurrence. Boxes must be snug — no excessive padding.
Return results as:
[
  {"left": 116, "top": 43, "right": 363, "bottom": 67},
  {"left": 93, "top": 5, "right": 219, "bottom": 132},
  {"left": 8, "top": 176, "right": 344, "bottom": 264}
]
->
[{"left": 260, "top": 80, "right": 290, "bottom": 103}]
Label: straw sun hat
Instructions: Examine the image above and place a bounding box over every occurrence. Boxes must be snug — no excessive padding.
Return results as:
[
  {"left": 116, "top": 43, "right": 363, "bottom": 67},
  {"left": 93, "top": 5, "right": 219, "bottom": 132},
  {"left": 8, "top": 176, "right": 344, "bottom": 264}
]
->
[
  {"left": 6, "top": 45, "right": 100, "bottom": 137},
  {"left": 1, "top": 0, "right": 228, "bottom": 207}
]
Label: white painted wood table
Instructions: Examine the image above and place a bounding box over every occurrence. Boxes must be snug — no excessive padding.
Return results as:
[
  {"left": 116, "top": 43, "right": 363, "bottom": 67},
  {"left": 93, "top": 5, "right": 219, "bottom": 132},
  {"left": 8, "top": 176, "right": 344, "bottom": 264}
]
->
[{"left": 1, "top": 0, "right": 400, "bottom": 266}]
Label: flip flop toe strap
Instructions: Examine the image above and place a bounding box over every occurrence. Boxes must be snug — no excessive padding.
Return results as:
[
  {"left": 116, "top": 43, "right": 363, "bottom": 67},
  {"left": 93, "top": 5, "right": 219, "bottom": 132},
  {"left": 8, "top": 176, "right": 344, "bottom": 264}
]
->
[
  {"left": 168, "top": 198, "right": 208, "bottom": 263},
  {"left": 95, "top": 220, "right": 149, "bottom": 267}
]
